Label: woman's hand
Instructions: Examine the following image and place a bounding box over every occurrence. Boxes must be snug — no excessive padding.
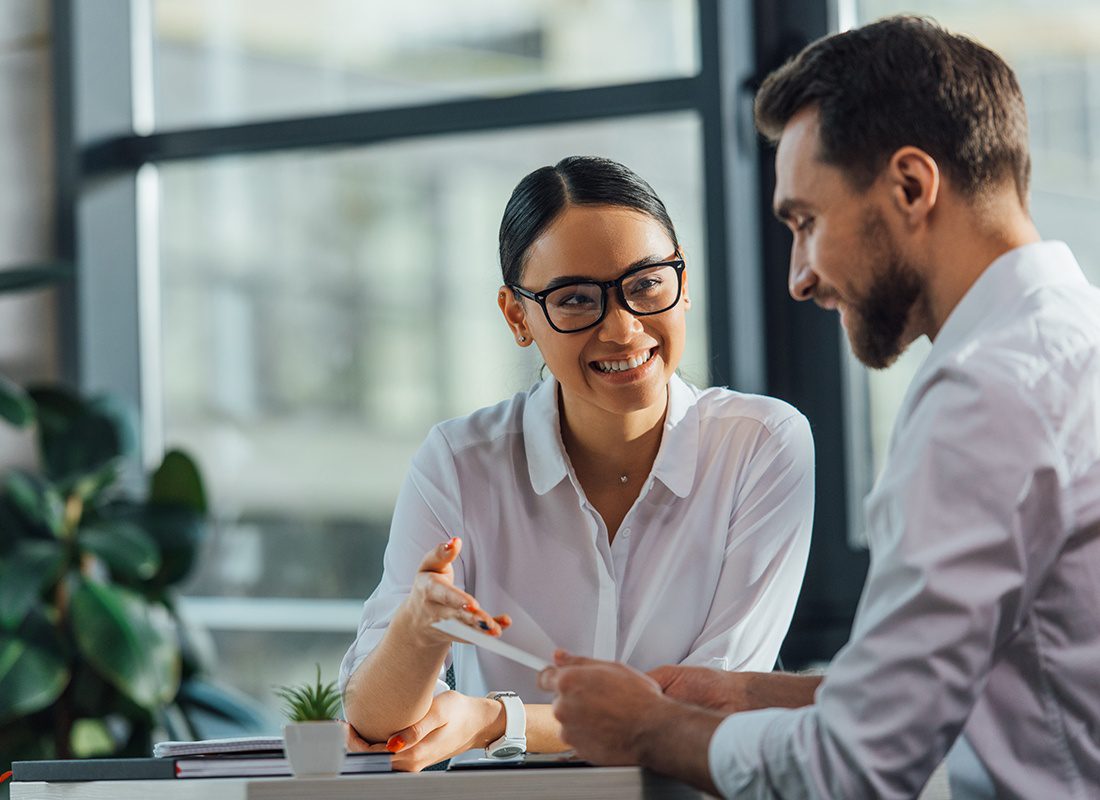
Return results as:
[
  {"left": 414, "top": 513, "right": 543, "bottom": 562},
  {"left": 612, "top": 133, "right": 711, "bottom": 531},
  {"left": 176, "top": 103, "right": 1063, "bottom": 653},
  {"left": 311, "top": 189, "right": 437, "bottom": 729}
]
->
[
  {"left": 397, "top": 537, "right": 511, "bottom": 648},
  {"left": 381, "top": 690, "right": 507, "bottom": 772}
]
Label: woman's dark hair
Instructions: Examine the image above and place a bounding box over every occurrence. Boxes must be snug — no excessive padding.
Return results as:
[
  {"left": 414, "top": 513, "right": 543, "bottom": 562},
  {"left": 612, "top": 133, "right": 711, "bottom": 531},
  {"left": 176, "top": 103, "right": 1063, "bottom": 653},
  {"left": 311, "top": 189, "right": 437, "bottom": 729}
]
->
[
  {"left": 755, "top": 15, "right": 1030, "bottom": 203},
  {"left": 498, "top": 156, "right": 680, "bottom": 286}
]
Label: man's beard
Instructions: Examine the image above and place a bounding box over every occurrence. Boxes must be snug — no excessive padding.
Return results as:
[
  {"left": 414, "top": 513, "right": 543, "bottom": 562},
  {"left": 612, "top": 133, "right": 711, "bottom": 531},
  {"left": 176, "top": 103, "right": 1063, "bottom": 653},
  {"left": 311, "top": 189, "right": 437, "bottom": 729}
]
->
[{"left": 844, "top": 212, "right": 924, "bottom": 370}]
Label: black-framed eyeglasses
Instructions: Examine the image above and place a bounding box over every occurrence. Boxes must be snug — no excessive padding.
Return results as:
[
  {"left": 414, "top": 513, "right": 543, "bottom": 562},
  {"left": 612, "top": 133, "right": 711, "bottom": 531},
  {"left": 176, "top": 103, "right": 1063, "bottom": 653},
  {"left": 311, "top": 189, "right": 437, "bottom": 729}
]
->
[{"left": 508, "top": 258, "right": 686, "bottom": 334}]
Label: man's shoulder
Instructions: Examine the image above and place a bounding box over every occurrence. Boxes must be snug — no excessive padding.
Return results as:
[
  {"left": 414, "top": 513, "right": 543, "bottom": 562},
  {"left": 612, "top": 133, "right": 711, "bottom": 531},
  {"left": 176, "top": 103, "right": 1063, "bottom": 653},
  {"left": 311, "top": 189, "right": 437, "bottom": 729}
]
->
[
  {"left": 905, "top": 288, "right": 1100, "bottom": 462},
  {"left": 954, "top": 284, "right": 1100, "bottom": 405}
]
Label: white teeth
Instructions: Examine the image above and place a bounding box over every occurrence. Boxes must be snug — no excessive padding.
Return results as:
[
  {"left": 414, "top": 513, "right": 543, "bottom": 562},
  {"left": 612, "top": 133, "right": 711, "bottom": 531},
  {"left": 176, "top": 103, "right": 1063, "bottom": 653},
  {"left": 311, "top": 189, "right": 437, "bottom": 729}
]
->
[{"left": 595, "top": 350, "right": 654, "bottom": 373}]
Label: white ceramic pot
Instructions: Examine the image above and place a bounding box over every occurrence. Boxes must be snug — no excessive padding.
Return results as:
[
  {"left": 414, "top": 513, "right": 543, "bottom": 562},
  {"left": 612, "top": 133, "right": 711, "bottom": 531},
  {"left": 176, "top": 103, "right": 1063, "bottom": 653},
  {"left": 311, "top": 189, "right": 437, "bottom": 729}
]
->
[{"left": 283, "top": 720, "right": 346, "bottom": 777}]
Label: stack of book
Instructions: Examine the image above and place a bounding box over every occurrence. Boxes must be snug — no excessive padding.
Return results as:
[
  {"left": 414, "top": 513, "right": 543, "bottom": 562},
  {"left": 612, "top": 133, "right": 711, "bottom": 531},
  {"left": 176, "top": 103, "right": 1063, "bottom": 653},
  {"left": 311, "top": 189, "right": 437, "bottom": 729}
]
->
[{"left": 13, "top": 736, "right": 391, "bottom": 781}]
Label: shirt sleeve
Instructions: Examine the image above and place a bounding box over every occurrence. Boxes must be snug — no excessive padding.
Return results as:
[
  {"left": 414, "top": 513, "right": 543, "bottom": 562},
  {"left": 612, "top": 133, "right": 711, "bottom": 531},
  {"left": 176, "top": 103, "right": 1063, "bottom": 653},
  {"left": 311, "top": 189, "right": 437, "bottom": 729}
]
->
[
  {"left": 682, "top": 412, "right": 815, "bottom": 672},
  {"left": 707, "top": 368, "right": 1069, "bottom": 798},
  {"left": 338, "top": 425, "right": 466, "bottom": 699}
]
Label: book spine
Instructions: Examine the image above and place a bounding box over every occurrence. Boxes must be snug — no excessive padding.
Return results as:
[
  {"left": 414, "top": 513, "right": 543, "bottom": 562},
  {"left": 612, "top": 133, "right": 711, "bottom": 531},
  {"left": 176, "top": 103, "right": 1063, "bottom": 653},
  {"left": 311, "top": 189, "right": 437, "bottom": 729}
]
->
[{"left": 11, "top": 759, "right": 178, "bottom": 782}]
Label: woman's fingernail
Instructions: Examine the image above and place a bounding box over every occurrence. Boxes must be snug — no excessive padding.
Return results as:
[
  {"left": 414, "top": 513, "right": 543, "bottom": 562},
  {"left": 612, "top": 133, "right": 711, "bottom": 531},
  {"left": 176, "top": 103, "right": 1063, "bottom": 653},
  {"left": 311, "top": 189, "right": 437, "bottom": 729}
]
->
[
  {"left": 462, "top": 603, "right": 475, "bottom": 612},
  {"left": 386, "top": 735, "right": 405, "bottom": 753},
  {"left": 443, "top": 536, "right": 459, "bottom": 551}
]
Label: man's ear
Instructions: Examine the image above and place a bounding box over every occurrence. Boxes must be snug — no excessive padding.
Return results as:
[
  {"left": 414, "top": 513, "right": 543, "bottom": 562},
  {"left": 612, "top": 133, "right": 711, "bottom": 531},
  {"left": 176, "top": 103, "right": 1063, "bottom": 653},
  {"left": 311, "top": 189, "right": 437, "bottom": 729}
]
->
[
  {"left": 886, "top": 146, "right": 940, "bottom": 228},
  {"left": 498, "top": 286, "right": 532, "bottom": 346}
]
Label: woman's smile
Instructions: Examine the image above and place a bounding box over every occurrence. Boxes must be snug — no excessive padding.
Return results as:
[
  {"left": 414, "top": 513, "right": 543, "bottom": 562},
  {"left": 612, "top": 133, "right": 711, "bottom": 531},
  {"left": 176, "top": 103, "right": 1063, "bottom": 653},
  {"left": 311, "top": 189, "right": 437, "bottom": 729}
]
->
[{"left": 589, "top": 346, "right": 659, "bottom": 382}]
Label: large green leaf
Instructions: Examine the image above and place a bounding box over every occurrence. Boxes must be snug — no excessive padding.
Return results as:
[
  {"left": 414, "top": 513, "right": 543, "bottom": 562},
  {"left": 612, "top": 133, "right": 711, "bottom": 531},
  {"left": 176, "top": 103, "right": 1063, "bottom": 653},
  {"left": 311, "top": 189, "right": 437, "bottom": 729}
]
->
[
  {"left": 70, "top": 580, "right": 180, "bottom": 710},
  {"left": 100, "top": 501, "right": 207, "bottom": 588},
  {"left": 0, "top": 263, "right": 71, "bottom": 294},
  {"left": 26, "top": 387, "right": 136, "bottom": 485},
  {"left": 0, "top": 495, "right": 44, "bottom": 552},
  {"left": 0, "top": 540, "right": 65, "bottom": 629},
  {"left": 0, "top": 631, "right": 70, "bottom": 723},
  {"left": 0, "top": 373, "right": 34, "bottom": 428},
  {"left": 78, "top": 521, "right": 160, "bottom": 582},
  {"left": 3, "top": 471, "right": 64, "bottom": 536},
  {"left": 150, "top": 450, "right": 207, "bottom": 513}
]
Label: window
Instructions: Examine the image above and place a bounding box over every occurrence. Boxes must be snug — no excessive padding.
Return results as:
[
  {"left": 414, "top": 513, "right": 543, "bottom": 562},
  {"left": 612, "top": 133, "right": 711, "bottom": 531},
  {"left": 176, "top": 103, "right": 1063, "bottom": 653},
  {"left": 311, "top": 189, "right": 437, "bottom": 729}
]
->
[
  {"left": 60, "top": 0, "right": 759, "bottom": 703},
  {"left": 152, "top": 0, "right": 699, "bottom": 128},
  {"left": 162, "top": 118, "right": 708, "bottom": 700}
]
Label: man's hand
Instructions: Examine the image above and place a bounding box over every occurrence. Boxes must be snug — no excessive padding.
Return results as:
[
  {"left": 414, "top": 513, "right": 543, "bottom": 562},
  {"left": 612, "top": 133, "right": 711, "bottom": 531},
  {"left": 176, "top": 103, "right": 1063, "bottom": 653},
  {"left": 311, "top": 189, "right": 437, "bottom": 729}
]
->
[
  {"left": 362, "top": 690, "right": 507, "bottom": 772},
  {"left": 537, "top": 651, "right": 665, "bottom": 765},
  {"left": 648, "top": 665, "right": 752, "bottom": 714},
  {"left": 539, "top": 651, "right": 723, "bottom": 794},
  {"left": 649, "top": 665, "right": 822, "bottom": 714}
]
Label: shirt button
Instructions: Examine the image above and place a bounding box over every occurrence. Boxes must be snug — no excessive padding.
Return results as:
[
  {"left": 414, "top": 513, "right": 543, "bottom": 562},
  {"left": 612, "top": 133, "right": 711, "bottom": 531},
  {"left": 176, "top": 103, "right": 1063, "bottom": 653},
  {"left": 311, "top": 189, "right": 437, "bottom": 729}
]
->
[{"left": 621, "top": 528, "right": 631, "bottom": 537}]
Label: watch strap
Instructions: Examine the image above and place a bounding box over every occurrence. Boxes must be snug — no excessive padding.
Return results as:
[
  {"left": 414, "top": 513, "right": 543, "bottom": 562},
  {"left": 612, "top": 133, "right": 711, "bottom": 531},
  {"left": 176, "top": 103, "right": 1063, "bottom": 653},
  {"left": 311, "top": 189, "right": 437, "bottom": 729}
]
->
[{"left": 485, "top": 691, "right": 526, "bottom": 757}]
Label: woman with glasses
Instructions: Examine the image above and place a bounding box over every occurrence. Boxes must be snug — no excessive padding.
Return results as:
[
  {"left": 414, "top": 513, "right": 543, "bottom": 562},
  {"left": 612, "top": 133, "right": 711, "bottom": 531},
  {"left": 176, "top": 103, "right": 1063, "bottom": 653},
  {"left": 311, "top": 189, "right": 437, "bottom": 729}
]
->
[{"left": 340, "top": 156, "right": 814, "bottom": 770}]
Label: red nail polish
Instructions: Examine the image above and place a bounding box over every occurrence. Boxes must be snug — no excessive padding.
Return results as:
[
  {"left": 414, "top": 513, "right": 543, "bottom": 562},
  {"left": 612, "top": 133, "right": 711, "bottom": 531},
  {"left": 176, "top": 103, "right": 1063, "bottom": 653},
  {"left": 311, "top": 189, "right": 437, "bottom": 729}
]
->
[
  {"left": 462, "top": 603, "right": 475, "bottom": 612},
  {"left": 386, "top": 735, "right": 405, "bottom": 753}
]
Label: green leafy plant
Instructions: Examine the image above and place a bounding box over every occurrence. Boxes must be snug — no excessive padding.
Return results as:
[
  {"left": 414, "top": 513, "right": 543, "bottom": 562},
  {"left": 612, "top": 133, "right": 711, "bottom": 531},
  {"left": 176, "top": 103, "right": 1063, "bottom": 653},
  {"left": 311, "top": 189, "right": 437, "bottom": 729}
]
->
[
  {"left": 0, "top": 265, "right": 267, "bottom": 794},
  {"left": 276, "top": 665, "right": 342, "bottom": 722}
]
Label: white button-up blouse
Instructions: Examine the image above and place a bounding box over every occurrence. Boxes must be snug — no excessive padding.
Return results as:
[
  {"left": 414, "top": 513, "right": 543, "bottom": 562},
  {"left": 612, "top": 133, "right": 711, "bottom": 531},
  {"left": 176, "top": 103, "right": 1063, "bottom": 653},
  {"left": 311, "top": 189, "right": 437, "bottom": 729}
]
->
[{"left": 339, "top": 374, "right": 814, "bottom": 703}]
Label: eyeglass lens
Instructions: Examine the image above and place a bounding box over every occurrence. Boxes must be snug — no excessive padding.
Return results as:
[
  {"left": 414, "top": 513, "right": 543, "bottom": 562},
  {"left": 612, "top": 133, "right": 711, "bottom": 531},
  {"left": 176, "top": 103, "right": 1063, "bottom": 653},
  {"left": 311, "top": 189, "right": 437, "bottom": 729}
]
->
[{"left": 543, "top": 264, "right": 680, "bottom": 332}]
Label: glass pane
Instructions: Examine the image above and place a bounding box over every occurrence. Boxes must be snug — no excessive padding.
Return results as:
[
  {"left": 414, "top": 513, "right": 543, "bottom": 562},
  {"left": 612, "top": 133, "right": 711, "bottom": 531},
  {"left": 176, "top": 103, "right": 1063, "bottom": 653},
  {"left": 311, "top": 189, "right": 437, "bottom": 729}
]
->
[
  {"left": 151, "top": 0, "right": 698, "bottom": 129},
  {"left": 855, "top": 1, "right": 1100, "bottom": 473},
  {"left": 157, "top": 114, "right": 708, "bottom": 701}
]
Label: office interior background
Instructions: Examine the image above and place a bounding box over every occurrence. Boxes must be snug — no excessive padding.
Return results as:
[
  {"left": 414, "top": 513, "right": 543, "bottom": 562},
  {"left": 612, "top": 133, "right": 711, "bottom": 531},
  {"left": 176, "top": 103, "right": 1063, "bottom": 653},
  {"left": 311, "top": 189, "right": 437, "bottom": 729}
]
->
[{"left": 1, "top": 0, "right": 1098, "bottom": 724}]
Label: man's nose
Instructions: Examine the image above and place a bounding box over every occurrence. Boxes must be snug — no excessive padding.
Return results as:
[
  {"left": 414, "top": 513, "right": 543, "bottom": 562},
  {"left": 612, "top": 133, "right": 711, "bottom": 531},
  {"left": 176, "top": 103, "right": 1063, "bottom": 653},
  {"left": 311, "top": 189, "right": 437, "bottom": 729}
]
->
[{"left": 788, "top": 256, "right": 817, "bottom": 302}]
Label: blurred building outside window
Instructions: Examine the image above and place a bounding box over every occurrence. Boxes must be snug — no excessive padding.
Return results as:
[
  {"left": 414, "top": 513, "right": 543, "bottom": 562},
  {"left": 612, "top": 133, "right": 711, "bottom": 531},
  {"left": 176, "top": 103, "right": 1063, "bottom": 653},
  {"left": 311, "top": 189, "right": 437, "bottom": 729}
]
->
[{"left": 150, "top": 0, "right": 705, "bottom": 705}]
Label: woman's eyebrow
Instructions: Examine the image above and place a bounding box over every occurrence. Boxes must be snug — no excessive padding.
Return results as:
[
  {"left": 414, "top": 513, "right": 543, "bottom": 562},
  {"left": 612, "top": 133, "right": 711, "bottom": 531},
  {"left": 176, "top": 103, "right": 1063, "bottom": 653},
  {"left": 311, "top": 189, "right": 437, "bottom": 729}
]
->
[
  {"left": 540, "top": 253, "right": 675, "bottom": 291},
  {"left": 542, "top": 274, "right": 593, "bottom": 291}
]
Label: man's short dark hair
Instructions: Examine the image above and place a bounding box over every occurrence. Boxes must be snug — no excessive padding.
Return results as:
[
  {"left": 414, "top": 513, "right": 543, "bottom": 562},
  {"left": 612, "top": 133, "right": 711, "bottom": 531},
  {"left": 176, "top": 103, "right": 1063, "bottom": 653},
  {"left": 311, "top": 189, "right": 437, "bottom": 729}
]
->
[{"left": 754, "top": 15, "right": 1031, "bottom": 202}]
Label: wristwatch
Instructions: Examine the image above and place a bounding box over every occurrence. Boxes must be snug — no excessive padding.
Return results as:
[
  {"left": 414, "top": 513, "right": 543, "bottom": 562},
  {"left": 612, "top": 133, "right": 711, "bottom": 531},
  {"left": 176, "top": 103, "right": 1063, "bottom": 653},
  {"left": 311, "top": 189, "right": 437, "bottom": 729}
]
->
[{"left": 485, "top": 691, "right": 527, "bottom": 758}]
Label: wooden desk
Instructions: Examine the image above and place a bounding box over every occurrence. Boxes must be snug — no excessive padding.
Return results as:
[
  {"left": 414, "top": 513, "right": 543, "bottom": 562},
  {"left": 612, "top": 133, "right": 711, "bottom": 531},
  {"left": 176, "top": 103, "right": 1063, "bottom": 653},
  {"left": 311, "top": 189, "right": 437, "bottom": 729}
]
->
[{"left": 11, "top": 767, "right": 708, "bottom": 799}]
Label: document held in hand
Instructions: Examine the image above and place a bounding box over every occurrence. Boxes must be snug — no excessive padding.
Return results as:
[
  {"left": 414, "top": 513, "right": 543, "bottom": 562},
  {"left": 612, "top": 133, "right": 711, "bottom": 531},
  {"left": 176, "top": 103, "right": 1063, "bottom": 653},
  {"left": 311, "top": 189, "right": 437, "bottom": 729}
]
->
[{"left": 431, "top": 618, "right": 552, "bottom": 671}]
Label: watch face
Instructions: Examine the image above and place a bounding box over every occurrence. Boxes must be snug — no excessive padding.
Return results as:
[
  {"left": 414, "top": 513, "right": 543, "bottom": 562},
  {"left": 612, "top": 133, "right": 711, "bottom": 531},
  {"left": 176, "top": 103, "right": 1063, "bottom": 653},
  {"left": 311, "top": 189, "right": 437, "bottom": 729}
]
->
[{"left": 493, "top": 746, "right": 523, "bottom": 758}]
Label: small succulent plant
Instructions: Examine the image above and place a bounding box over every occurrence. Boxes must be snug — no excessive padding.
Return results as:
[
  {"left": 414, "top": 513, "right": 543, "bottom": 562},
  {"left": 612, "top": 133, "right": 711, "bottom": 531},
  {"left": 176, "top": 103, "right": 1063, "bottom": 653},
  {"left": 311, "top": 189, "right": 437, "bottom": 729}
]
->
[{"left": 276, "top": 664, "right": 342, "bottom": 722}]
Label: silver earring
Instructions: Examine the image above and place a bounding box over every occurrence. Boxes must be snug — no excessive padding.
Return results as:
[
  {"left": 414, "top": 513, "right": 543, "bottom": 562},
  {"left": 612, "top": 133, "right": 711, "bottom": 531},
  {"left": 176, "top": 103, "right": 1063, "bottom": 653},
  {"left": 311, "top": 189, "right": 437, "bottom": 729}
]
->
[{"left": 518, "top": 336, "right": 526, "bottom": 343}]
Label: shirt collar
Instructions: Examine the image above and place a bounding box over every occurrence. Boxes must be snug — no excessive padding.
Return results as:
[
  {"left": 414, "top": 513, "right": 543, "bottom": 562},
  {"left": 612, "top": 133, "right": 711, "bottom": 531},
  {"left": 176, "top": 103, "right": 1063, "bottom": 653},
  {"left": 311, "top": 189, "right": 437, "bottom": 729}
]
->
[
  {"left": 522, "top": 373, "right": 699, "bottom": 498},
  {"left": 921, "top": 240, "right": 1085, "bottom": 376},
  {"left": 651, "top": 374, "right": 699, "bottom": 498},
  {"left": 523, "top": 376, "right": 571, "bottom": 496}
]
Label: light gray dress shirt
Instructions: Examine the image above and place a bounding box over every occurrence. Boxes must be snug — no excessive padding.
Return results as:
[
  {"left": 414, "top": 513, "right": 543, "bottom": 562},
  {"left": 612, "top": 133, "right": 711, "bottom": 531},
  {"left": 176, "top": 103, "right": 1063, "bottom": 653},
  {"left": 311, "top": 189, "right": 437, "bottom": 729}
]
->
[
  {"left": 340, "top": 374, "right": 814, "bottom": 704},
  {"left": 708, "top": 241, "right": 1100, "bottom": 799}
]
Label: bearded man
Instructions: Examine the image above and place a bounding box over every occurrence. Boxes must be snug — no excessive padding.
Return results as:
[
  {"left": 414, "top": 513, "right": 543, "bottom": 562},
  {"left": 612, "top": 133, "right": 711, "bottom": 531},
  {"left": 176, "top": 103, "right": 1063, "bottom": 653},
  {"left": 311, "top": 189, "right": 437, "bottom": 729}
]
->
[{"left": 539, "top": 15, "right": 1100, "bottom": 800}]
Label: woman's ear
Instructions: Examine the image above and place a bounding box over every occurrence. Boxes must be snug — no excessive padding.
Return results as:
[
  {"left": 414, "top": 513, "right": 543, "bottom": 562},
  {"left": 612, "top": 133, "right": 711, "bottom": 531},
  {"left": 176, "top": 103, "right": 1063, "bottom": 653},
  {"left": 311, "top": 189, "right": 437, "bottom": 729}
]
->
[
  {"left": 498, "top": 286, "right": 532, "bottom": 346},
  {"left": 681, "top": 266, "right": 691, "bottom": 309}
]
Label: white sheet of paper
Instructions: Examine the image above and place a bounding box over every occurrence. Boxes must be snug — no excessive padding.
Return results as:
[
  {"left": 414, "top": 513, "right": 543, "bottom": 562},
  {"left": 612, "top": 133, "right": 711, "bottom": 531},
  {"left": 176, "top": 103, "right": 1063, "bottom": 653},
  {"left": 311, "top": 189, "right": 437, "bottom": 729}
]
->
[{"left": 431, "top": 618, "right": 552, "bottom": 671}]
